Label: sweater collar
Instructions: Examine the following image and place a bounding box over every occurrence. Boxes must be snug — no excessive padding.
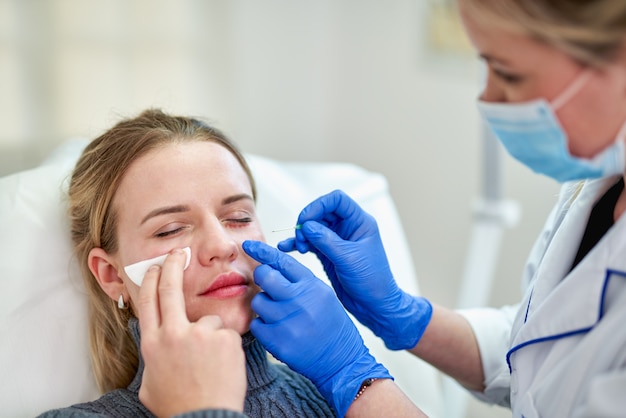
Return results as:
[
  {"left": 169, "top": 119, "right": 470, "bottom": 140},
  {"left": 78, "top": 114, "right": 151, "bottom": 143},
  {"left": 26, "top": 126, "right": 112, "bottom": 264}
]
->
[{"left": 127, "top": 318, "right": 277, "bottom": 393}]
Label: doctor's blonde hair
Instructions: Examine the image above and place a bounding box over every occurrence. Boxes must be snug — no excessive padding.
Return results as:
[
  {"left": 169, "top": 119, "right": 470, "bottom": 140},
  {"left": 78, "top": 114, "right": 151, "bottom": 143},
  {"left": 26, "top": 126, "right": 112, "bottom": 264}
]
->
[
  {"left": 458, "top": 0, "right": 626, "bottom": 67},
  {"left": 68, "top": 109, "right": 256, "bottom": 392}
]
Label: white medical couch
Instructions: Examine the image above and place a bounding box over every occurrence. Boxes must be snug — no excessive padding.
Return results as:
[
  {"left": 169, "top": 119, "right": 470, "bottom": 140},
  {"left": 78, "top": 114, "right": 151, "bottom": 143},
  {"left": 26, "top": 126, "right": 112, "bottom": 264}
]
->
[{"left": 0, "top": 139, "right": 444, "bottom": 417}]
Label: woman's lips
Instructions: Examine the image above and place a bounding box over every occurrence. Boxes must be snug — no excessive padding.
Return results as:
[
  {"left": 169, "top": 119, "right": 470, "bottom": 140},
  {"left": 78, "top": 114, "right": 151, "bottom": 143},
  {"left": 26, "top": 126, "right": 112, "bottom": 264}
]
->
[{"left": 200, "top": 272, "right": 247, "bottom": 299}]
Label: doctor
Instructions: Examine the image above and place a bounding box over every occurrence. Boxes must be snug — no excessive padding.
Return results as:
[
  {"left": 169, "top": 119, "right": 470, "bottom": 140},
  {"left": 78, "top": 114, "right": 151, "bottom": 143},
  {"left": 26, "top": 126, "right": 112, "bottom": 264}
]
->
[{"left": 243, "top": 1, "right": 626, "bottom": 417}]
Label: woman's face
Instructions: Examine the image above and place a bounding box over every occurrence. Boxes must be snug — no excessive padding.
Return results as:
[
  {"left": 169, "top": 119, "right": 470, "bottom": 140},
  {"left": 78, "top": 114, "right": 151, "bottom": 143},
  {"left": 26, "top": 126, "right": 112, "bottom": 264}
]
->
[
  {"left": 458, "top": 3, "right": 626, "bottom": 158},
  {"left": 111, "top": 141, "right": 263, "bottom": 334}
]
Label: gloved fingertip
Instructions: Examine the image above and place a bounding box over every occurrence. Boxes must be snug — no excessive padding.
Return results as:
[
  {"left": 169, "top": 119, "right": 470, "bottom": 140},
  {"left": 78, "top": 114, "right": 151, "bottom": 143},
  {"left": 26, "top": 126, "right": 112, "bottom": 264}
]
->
[
  {"left": 300, "top": 220, "right": 317, "bottom": 232},
  {"left": 250, "top": 293, "right": 264, "bottom": 313},
  {"left": 300, "top": 220, "right": 328, "bottom": 240},
  {"left": 249, "top": 317, "right": 264, "bottom": 337},
  {"left": 252, "top": 264, "right": 272, "bottom": 285},
  {"left": 244, "top": 240, "right": 281, "bottom": 264},
  {"left": 295, "top": 241, "right": 310, "bottom": 254},
  {"left": 277, "top": 238, "right": 296, "bottom": 252},
  {"left": 294, "top": 228, "right": 305, "bottom": 242},
  {"left": 250, "top": 318, "right": 274, "bottom": 351},
  {"left": 242, "top": 239, "right": 258, "bottom": 255}
]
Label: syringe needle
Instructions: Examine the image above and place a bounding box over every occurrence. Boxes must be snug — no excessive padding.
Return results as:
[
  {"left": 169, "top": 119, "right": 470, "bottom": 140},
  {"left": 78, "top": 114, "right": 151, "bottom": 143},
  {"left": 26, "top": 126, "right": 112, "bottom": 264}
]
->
[{"left": 271, "top": 224, "right": 302, "bottom": 232}]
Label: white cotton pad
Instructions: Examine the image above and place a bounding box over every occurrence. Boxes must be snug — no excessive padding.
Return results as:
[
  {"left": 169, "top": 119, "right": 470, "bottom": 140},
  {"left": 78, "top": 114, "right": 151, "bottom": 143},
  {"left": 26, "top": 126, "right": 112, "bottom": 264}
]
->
[{"left": 123, "top": 247, "right": 191, "bottom": 286}]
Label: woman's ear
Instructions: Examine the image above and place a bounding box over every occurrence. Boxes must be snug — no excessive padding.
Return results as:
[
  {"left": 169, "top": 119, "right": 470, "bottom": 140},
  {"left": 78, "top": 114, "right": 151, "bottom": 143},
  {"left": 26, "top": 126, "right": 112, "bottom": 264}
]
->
[{"left": 88, "top": 247, "right": 126, "bottom": 302}]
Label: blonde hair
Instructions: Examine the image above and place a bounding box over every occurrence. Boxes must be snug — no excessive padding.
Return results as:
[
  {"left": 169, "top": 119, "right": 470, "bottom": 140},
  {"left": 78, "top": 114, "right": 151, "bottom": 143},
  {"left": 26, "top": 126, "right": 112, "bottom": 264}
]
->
[
  {"left": 68, "top": 109, "right": 256, "bottom": 392},
  {"left": 459, "top": 0, "right": 626, "bottom": 66}
]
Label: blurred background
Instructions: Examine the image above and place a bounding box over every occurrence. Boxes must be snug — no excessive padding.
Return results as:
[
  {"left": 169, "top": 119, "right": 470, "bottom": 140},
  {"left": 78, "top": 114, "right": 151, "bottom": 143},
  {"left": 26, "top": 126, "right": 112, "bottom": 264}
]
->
[{"left": 0, "top": 1, "right": 561, "bottom": 416}]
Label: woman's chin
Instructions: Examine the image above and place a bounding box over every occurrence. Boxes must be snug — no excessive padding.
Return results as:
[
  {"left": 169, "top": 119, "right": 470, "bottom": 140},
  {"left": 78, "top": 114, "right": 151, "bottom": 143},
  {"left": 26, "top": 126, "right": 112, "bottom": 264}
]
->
[
  {"left": 225, "top": 314, "right": 254, "bottom": 335},
  {"left": 188, "top": 308, "right": 254, "bottom": 336}
]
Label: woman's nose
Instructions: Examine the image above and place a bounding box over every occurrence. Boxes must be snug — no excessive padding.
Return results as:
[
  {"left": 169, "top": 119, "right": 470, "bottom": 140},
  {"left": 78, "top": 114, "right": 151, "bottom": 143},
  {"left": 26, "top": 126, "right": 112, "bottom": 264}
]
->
[{"left": 196, "top": 221, "right": 238, "bottom": 265}]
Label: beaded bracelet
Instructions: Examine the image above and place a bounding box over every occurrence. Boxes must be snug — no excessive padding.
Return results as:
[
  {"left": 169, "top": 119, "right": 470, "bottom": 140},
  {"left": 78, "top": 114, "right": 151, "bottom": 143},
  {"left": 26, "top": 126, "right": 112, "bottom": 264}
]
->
[{"left": 354, "top": 378, "right": 378, "bottom": 401}]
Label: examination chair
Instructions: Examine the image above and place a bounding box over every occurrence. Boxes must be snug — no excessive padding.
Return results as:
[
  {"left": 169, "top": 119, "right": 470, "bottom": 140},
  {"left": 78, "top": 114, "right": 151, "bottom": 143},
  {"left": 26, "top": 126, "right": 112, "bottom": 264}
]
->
[{"left": 0, "top": 139, "right": 444, "bottom": 417}]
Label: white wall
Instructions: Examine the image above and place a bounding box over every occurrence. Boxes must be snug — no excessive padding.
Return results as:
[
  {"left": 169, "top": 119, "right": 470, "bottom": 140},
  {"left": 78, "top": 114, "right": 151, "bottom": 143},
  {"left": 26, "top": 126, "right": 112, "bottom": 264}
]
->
[{"left": 0, "top": 1, "right": 561, "bottom": 416}]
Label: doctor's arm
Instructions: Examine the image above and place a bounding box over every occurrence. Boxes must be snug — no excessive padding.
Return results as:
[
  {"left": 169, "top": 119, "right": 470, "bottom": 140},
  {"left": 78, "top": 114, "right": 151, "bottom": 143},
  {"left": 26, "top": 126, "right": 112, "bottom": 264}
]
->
[
  {"left": 407, "top": 304, "right": 485, "bottom": 391},
  {"left": 345, "top": 378, "right": 423, "bottom": 417}
]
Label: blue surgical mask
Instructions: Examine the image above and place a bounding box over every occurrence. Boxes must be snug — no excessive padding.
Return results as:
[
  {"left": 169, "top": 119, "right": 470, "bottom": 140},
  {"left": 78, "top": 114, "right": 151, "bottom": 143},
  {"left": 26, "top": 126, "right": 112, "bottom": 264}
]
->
[{"left": 477, "top": 70, "right": 626, "bottom": 183}]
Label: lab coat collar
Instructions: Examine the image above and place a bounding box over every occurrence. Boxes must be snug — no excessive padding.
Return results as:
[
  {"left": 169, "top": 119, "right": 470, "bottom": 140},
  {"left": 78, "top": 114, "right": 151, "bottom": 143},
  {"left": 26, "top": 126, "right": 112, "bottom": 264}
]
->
[{"left": 507, "top": 176, "right": 626, "bottom": 366}]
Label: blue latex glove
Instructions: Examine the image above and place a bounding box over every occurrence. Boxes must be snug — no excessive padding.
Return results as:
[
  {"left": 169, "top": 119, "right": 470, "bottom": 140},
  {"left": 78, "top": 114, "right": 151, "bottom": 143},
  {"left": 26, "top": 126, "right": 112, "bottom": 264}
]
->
[
  {"left": 278, "top": 189, "right": 432, "bottom": 351},
  {"left": 242, "top": 240, "right": 392, "bottom": 418}
]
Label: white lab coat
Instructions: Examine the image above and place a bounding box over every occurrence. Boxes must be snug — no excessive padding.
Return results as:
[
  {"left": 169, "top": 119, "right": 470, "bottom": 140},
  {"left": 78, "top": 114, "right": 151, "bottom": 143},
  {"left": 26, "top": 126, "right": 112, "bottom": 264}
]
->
[{"left": 461, "top": 176, "right": 626, "bottom": 418}]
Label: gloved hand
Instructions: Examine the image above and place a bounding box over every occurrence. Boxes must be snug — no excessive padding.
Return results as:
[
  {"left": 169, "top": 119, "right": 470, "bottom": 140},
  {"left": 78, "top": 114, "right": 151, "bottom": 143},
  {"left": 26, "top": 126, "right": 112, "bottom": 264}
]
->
[
  {"left": 242, "top": 240, "right": 392, "bottom": 418},
  {"left": 278, "top": 189, "right": 433, "bottom": 350}
]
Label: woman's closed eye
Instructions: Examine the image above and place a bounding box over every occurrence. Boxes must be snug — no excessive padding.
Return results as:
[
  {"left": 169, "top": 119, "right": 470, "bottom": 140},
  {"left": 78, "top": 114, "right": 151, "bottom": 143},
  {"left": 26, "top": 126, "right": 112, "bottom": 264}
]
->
[
  {"left": 155, "top": 225, "right": 188, "bottom": 238},
  {"left": 224, "top": 217, "right": 253, "bottom": 228}
]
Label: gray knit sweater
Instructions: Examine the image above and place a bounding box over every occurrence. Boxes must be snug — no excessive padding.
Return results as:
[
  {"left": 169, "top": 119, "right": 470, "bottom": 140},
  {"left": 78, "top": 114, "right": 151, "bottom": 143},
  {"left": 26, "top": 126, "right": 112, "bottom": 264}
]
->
[{"left": 38, "top": 319, "right": 335, "bottom": 418}]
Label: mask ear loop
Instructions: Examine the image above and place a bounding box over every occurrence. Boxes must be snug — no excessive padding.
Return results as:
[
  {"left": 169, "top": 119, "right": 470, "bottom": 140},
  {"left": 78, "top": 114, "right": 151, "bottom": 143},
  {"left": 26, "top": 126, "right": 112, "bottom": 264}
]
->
[{"left": 551, "top": 69, "right": 593, "bottom": 111}]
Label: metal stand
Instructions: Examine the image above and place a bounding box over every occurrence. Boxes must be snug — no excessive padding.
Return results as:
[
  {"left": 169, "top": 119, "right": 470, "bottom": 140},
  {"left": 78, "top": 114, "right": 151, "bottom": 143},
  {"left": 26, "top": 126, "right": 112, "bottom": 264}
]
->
[{"left": 443, "top": 125, "right": 520, "bottom": 418}]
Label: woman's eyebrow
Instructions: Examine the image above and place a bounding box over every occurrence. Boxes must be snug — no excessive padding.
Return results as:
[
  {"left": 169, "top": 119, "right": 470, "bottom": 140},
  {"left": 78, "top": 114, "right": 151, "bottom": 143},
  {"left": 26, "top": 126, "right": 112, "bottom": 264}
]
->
[
  {"left": 222, "top": 193, "right": 254, "bottom": 206},
  {"left": 140, "top": 205, "right": 190, "bottom": 225}
]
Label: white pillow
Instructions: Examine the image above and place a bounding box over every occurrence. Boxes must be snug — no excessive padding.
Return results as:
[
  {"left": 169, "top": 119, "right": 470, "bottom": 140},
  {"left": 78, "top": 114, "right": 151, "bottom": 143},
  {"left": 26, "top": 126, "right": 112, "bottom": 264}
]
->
[
  {"left": 0, "top": 139, "right": 443, "bottom": 418},
  {"left": 0, "top": 139, "right": 98, "bottom": 416}
]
